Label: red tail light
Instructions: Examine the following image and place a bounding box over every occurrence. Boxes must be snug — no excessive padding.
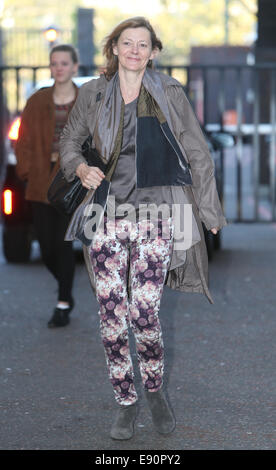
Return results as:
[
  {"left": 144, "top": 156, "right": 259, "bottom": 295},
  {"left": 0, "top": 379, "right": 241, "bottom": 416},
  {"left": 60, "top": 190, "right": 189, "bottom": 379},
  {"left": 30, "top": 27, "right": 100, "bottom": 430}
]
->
[
  {"left": 3, "top": 189, "right": 13, "bottom": 215},
  {"left": 8, "top": 117, "right": 21, "bottom": 141}
]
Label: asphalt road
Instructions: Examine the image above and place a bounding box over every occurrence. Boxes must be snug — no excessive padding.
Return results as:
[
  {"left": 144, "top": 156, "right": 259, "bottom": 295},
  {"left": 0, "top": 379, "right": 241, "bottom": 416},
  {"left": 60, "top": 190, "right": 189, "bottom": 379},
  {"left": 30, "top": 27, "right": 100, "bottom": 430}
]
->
[{"left": 0, "top": 223, "right": 275, "bottom": 451}]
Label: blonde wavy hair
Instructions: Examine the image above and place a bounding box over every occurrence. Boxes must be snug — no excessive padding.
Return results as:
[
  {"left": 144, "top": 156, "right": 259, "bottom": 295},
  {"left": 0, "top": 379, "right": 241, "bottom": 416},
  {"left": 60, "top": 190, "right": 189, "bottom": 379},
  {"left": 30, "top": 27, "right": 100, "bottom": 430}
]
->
[{"left": 102, "top": 17, "right": 163, "bottom": 80}]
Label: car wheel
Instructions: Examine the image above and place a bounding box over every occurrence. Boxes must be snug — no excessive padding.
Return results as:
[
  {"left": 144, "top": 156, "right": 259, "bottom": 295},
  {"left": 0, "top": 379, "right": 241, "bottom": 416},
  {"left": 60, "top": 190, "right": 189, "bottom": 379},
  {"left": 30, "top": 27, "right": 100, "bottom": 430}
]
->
[{"left": 3, "top": 226, "right": 32, "bottom": 262}]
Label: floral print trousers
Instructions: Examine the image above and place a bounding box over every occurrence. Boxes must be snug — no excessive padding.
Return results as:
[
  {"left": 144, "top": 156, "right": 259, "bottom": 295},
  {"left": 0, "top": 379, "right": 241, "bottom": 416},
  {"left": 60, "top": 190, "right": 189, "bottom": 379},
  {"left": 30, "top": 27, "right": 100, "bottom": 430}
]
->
[{"left": 89, "top": 217, "right": 174, "bottom": 405}]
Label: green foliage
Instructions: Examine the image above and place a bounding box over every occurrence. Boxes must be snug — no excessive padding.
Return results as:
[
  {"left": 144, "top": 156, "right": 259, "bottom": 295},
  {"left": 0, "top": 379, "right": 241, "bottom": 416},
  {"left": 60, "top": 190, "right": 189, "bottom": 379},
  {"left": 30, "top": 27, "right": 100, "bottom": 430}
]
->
[{"left": 1, "top": 0, "right": 257, "bottom": 66}]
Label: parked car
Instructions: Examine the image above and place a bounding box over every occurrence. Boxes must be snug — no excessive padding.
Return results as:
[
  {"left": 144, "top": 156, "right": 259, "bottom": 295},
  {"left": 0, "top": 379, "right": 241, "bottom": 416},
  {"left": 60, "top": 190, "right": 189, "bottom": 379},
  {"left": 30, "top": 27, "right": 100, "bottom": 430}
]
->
[
  {"left": 1, "top": 77, "right": 234, "bottom": 262},
  {"left": 1, "top": 76, "right": 98, "bottom": 262}
]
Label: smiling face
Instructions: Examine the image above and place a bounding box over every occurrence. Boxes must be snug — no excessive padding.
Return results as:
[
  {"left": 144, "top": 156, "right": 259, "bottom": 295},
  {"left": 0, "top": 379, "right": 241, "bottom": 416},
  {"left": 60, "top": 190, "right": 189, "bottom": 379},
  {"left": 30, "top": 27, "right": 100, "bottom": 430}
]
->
[
  {"left": 112, "top": 27, "right": 158, "bottom": 74},
  {"left": 50, "top": 51, "right": 78, "bottom": 84}
]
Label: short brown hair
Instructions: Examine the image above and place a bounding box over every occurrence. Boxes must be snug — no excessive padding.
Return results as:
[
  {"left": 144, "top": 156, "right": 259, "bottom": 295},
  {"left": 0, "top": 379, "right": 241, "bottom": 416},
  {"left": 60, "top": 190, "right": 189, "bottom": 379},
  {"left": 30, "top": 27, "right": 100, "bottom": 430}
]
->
[
  {"left": 102, "top": 17, "right": 162, "bottom": 80},
  {"left": 50, "top": 44, "right": 79, "bottom": 64}
]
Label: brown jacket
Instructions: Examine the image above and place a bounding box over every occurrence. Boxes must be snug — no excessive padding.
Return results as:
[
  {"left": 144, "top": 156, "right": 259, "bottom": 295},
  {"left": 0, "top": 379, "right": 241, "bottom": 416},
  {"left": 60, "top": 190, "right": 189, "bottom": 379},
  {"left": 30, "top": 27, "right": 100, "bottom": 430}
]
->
[
  {"left": 59, "top": 72, "right": 227, "bottom": 303},
  {"left": 15, "top": 84, "right": 77, "bottom": 203}
]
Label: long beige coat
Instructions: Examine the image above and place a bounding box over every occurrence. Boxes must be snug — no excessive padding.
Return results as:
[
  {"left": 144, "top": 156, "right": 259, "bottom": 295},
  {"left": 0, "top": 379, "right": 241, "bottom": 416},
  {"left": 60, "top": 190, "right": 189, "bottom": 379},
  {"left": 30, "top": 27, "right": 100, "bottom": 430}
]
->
[{"left": 59, "top": 72, "right": 227, "bottom": 303}]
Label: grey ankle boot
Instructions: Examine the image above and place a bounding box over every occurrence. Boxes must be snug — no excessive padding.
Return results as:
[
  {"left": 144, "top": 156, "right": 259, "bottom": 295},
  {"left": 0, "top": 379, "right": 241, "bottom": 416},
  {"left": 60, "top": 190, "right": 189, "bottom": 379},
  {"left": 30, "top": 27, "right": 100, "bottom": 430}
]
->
[
  {"left": 145, "top": 389, "right": 175, "bottom": 434},
  {"left": 110, "top": 402, "right": 138, "bottom": 440}
]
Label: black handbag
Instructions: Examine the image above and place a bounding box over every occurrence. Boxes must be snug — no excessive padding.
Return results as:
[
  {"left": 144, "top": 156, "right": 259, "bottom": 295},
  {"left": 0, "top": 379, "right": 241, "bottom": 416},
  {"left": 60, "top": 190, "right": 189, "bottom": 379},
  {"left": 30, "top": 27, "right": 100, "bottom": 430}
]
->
[{"left": 47, "top": 137, "right": 106, "bottom": 216}]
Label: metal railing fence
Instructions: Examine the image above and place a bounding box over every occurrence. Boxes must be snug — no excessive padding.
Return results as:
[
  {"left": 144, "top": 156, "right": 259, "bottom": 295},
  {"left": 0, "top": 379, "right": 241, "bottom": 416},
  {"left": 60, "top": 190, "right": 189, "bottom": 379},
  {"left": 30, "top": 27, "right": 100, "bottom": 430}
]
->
[{"left": 1, "top": 63, "right": 276, "bottom": 223}]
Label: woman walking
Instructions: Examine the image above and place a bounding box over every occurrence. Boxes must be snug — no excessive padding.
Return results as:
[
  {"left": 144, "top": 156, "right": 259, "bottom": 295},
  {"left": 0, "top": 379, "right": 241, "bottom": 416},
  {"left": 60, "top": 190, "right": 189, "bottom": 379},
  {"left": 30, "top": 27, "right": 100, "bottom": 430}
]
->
[
  {"left": 16, "top": 44, "right": 79, "bottom": 328},
  {"left": 60, "top": 17, "right": 226, "bottom": 439}
]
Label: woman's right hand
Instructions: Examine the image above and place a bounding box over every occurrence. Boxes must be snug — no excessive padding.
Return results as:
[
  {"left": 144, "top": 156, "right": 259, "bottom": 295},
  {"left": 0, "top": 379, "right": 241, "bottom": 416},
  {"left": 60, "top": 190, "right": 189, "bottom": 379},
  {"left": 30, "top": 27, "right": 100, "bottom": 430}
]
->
[{"left": 76, "top": 162, "right": 105, "bottom": 190}]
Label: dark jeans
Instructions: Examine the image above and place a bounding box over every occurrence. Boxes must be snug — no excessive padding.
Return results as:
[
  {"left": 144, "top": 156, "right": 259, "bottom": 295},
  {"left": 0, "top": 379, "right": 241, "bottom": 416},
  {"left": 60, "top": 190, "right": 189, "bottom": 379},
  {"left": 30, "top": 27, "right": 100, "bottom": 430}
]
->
[{"left": 31, "top": 202, "right": 75, "bottom": 302}]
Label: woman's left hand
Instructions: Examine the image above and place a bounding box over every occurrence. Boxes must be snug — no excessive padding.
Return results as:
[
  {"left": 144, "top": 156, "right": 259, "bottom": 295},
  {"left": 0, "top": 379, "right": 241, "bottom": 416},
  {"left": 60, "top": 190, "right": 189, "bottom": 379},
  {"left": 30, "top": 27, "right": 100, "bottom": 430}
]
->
[{"left": 211, "top": 228, "right": 218, "bottom": 234}]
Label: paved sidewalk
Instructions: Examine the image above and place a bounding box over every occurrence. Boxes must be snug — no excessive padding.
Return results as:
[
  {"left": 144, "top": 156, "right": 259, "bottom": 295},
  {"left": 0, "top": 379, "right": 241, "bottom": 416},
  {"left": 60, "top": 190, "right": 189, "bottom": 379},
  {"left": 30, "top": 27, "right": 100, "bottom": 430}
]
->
[{"left": 0, "top": 223, "right": 275, "bottom": 450}]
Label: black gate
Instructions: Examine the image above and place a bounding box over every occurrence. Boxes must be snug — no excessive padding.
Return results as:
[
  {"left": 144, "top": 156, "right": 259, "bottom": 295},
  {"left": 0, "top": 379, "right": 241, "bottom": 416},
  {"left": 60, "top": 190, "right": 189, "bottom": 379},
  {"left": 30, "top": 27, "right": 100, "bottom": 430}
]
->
[{"left": 1, "top": 63, "right": 276, "bottom": 223}]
